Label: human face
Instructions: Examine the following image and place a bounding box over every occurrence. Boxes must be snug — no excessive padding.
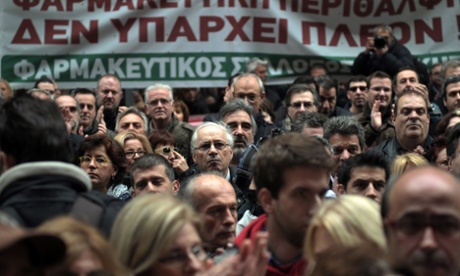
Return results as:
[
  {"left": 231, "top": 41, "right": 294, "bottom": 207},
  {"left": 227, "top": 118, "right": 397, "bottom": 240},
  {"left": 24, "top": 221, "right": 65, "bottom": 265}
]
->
[
  {"left": 96, "top": 76, "right": 122, "bottom": 111},
  {"left": 147, "top": 222, "right": 206, "bottom": 276},
  {"left": 118, "top": 113, "right": 145, "bottom": 135},
  {"left": 385, "top": 169, "right": 460, "bottom": 276},
  {"left": 444, "top": 82, "right": 460, "bottom": 112},
  {"left": 344, "top": 166, "right": 386, "bottom": 203},
  {"left": 254, "top": 64, "right": 268, "bottom": 83},
  {"left": 233, "top": 75, "right": 264, "bottom": 112},
  {"left": 445, "top": 67, "right": 460, "bottom": 79},
  {"left": 38, "top": 82, "right": 57, "bottom": 96},
  {"left": 0, "top": 82, "right": 11, "bottom": 99},
  {"left": 347, "top": 81, "right": 368, "bottom": 109},
  {"left": 147, "top": 88, "right": 173, "bottom": 123},
  {"left": 132, "top": 164, "right": 178, "bottom": 196},
  {"left": 55, "top": 95, "right": 79, "bottom": 133},
  {"left": 450, "top": 143, "right": 460, "bottom": 176},
  {"left": 269, "top": 167, "right": 330, "bottom": 248},
  {"left": 301, "top": 126, "right": 323, "bottom": 137},
  {"left": 393, "top": 94, "right": 430, "bottom": 146},
  {"left": 368, "top": 77, "right": 393, "bottom": 110},
  {"left": 192, "top": 126, "right": 233, "bottom": 176},
  {"left": 319, "top": 86, "right": 337, "bottom": 116},
  {"left": 436, "top": 148, "right": 449, "bottom": 170},
  {"left": 287, "top": 92, "right": 317, "bottom": 120},
  {"left": 431, "top": 64, "right": 442, "bottom": 86},
  {"left": 329, "top": 134, "right": 362, "bottom": 173},
  {"left": 80, "top": 145, "right": 117, "bottom": 192},
  {"left": 174, "top": 107, "right": 184, "bottom": 122},
  {"left": 375, "top": 28, "right": 393, "bottom": 46},
  {"left": 395, "top": 70, "right": 419, "bottom": 96},
  {"left": 75, "top": 94, "right": 96, "bottom": 129},
  {"left": 123, "top": 138, "right": 145, "bottom": 171},
  {"left": 195, "top": 175, "right": 237, "bottom": 250},
  {"left": 155, "top": 144, "right": 176, "bottom": 164},
  {"left": 223, "top": 110, "right": 254, "bottom": 151}
]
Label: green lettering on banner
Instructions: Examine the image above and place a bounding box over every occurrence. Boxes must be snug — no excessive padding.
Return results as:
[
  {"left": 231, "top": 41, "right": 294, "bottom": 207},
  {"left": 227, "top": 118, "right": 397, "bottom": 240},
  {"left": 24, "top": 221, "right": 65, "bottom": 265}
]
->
[{"left": 2, "top": 51, "right": 460, "bottom": 87}]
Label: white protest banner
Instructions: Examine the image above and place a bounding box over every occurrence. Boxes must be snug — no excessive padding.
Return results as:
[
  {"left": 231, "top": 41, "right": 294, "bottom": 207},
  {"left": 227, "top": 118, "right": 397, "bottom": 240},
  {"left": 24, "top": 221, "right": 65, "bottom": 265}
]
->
[{"left": 1, "top": 0, "right": 459, "bottom": 88}]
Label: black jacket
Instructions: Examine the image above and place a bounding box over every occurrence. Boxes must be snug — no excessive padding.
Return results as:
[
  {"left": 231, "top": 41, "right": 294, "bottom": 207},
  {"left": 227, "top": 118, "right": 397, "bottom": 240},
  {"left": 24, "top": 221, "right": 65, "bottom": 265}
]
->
[
  {"left": 351, "top": 39, "right": 415, "bottom": 78},
  {"left": 0, "top": 162, "right": 125, "bottom": 237}
]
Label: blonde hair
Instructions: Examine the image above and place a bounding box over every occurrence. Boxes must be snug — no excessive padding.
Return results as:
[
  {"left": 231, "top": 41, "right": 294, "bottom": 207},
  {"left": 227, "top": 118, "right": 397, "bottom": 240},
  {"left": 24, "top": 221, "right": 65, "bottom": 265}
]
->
[
  {"left": 37, "top": 216, "right": 125, "bottom": 276},
  {"left": 110, "top": 194, "right": 201, "bottom": 275},
  {"left": 0, "top": 78, "right": 13, "bottom": 99},
  {"left": 114, "top": 131, "right": 153, "bottom": 154},
  {"left": 391, "top": 153, "right": 428, "bottom": 177},
  {"left": 305, "top": 195, "right": 386, "bottom": 272}
]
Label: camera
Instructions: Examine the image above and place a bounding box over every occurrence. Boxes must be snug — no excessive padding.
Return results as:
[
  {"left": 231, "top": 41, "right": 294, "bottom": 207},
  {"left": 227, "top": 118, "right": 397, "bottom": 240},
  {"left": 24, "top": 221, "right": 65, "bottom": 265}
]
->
[{"left": 373, "top": 36, "right": 387, "bottom": 49}]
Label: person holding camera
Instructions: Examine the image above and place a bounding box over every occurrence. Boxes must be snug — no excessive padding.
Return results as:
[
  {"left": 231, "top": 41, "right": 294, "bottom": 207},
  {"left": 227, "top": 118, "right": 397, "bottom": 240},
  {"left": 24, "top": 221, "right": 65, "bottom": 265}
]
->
[{"left": 351, "top": 24, "right": 415, "bottom": 78}]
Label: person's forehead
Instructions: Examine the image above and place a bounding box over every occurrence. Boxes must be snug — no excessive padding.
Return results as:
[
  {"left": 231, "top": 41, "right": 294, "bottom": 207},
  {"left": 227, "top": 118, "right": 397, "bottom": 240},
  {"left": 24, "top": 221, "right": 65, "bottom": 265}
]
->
[
  {"left": 389, "top": 170, "right": 460, "bottom": 216},
  {"left": 349, "top": 81, "right": 367, "bottom": 87},
  {"left": 223, "top": 110, "right": 251, "bottom": 123},
  {"left": 291, "top": 91, "right": 314, "bottom": 102},
  {"left": 234, "top": 76, "right": 260, "bottom": 92},
  {"left": 75, "top": 93, "right": 96, "bottom": 104},
  {"left": 397, "top": 70, "right": 418, "bottom": 81},
  {"left": 397, "top": 94, "right": 426, "bottom": 109},
  {"left": 350, "top": 166, "right": 386, "bottom": 180},
  {"left": 195, "top": 176, "right": 236, "bottom": 201},
  {"left": 319, "top": 86, "right": 336, "bottom": 96},
  {"left": 56, "top": 96, "right": 77, "bottom": 106},
  {"left": 445, "top": 66, "right": 460, "bottom": 78},
  {"left": 133, "top": 165, "right": 168, "bottom": 180},
  {"left": 447, "top": 81, "right": 460, "bottom": 92},
  {"left": 370, "top": 77, "right": 391, "bottom": 87},
  {"left": 148, "top": 88, "right": 170, "bottom": 99},
  {"left": 85, "top": 145, "right": 109, "bottom": 156},
  {"left": 255, "top": 64, "right": 267, "bottom": 71},
  {"left": 375, "top": 29, "right": 390, "bottom": 36},
  {"left": 99, "top": 77, "right": 120, "bottom": 88},
  {"left": 197, "top": 126, "right": 227, "bottom": 141},
  {"left": 120, "top": 113, "right": 143, "bottom": 123},
  {"left": 329, "top": 133, "right": 359, "bottom": 146}
]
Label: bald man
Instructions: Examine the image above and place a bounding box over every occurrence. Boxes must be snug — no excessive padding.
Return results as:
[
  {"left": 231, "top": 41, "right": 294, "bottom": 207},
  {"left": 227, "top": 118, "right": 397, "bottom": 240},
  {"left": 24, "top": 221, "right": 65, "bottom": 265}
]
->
[
  {"left": 182, "top": 173, "right": 237, "bottom": 255},
  {"left": 381, "top": 166, "right": 460, "bottom": 276}
]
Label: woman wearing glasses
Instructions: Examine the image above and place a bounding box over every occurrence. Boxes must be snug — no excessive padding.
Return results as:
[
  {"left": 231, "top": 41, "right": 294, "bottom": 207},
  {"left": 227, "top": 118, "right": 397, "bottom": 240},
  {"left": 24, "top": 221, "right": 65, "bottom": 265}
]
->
[
  {"left": 111, "top": 131, "right": 153, "bottom": 199},
  {"left": 78, "top": 134, "right": 127, "bottom": 194},
  {"left": 149, "top": 130, "right": 189, "bottom": 178}
]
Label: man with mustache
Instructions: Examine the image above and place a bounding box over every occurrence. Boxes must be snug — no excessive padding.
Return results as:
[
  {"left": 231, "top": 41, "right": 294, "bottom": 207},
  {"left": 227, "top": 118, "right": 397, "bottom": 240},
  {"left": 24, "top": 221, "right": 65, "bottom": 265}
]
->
[
  {"left": 382, "top": 166, "right": 460, "bottom": 276},
  {"left": 373, "top": 89, "right": 432, "bottom": 163},
  {"left": 346, "top": 76, "right": 368, "bottom": 115},
  {"left": 358, "top": 71, "right": 395, "bottom": 147},
  {"left": 182, "top": 173, "right": 237, "bottom": 256},
  {"left": 96, "top": 74, "right": 126, "bottom": 132},
  {"left": 218, "top": 99, "right": 256, "bottom": 166}
]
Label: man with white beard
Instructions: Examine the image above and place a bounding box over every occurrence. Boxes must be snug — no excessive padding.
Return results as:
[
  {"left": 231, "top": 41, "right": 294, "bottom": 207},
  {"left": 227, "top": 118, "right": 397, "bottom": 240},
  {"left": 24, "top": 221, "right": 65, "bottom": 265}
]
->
[{"left": 219, "top": 99, "right": 256, "bottom": 166}]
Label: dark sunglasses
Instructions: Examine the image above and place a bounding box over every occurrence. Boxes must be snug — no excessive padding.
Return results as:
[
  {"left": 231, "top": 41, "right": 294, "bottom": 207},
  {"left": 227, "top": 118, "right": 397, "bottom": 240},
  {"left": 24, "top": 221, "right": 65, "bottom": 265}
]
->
[
  {"left": 349, "top": 86, "right": 367, "bottom": 92},
  {"left": 156, "top": 146, "right": 177, "bottom": 154}
]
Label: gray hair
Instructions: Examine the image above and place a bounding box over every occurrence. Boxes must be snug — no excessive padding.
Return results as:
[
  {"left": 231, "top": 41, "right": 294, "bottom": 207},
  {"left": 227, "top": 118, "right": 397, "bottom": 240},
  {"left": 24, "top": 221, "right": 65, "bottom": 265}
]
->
[
  {"left": 218, "top": 99, "right": 257, "bottom": 134},
  {"left": 441, "top": 59, "right": 460, "bottom": 81},
  {"left": 323, "top": 116, "right": 365, "bottom": 150},
  {"left": 373, "top": 24, "right": 393, "bottom": 36},
  {"left": 245, "top": 58, "right": 268, "bottom": 73},
  {"left": 144, "top": 83, "right": 174, "bottom": 103},
  {"left": 190, "top": 122, "right": 234, "bottom": 153},
  {"left": 292, "top": 112, "right": 328, "bottom": 133},
  {"left": 115, "top": 106, "right": 149, "bottom": 133},
  {"left": 232, "top": 73, "right": 265, "bottom": 94}
]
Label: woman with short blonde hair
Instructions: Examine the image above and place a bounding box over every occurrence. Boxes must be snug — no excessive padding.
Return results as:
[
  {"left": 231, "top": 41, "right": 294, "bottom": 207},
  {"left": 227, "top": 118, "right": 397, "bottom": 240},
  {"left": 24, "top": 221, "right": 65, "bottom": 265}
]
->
[{"left": 391, "top": 152, "right": 428, "bottom": 177}]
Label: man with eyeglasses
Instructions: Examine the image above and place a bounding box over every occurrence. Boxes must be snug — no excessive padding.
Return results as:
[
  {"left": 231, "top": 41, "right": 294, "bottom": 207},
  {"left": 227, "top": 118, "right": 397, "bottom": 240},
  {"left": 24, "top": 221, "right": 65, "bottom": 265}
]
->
[
  {"left": 382, "top": 166, "right": 460, "bottom": 276},
  {"left": 145, "top": 83, "right": 195, "bottom": 165},
  {"left": 373, "top": 89, "right": 432, "bottom": 163},
  {"left": 218, "top": 99, "right": 256, "bottom": 166},
  {"left": 55, "top": 95, "right": 85, "bottom": 154},
  {"left": 115, "top": 106, "right": 149, "bottom": 135},
  {"left": 346, "top": 76, "right": 368, "bottom": 115},
  {"left": 96, "top": 74, "right": 126, "bottom": 132},
  {"left": 232, "top": 73, "right": 276, "bottom": 142},
  {"left": 358, "top": 71, "right": 395, "bottom": 147}
]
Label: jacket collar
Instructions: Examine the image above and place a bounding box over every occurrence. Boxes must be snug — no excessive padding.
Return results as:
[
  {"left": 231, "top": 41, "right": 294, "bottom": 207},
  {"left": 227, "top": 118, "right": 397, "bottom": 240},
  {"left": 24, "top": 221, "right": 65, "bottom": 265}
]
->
[{"left": 0, "top": 161, "right": 92, "bottom": 194}]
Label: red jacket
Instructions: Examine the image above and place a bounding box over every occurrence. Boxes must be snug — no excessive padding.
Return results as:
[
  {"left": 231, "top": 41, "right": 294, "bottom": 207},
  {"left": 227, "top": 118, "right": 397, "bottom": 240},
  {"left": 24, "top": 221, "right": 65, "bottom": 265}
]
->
[{"left": 235, "top": 214, "right": 307, "bottom": 276}]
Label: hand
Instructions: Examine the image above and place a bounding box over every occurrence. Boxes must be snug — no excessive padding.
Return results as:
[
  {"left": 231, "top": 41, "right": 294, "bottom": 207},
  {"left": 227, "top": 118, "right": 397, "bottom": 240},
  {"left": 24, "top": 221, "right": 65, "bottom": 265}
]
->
[
  {"left": 118, "top": 106, "right": 128, "bottom": 114},
  {"left": 413, "top": 83, "right": 429, "bottom": 98},
  {"left": 172, "top": 150, "right": 189, "bottom": 174},
  {"left": 77, "top": 125, "right": 89, "bottom": 138},
  {"left": 413, "top": 145, "right": 425, "bottom": 156},
  {"left": 364, "top": 36, "right": 375, "bottom": 54},
  {"left": 370, "top": 101, "right": 382, "bottom": 130},
  {"left": 96, "top": 106, "right": 104, "bottom": 123}
]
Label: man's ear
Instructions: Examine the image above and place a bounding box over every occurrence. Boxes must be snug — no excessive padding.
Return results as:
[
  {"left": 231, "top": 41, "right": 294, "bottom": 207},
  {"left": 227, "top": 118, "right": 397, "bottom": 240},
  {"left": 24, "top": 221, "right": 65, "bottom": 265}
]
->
[
  {"left": 337, "top": 184, "right": 346, "bottom": 195},
  {"left": 0, "top": 151, "right": 15, "bottom": 172},
  {"left": 172, "top": 180, "right": 180, "bottom": 195},
  {"left": 258, "top": 188, "right": 274, "bottom": 214},
  {"left": 260, "top": 91, "right": 266, "bottom": 100},
  {"left": 448, "top": 156, "right": 453, "bottom": 172},
  {"left": 130, "top": 190, "right": 136, "bottom": 198}
]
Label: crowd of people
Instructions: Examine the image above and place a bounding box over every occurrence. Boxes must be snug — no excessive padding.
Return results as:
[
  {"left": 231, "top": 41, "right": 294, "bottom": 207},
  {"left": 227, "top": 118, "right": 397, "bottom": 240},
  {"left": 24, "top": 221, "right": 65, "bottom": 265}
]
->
[{"left": 1, "top": 24, "right": 460, "bottom": 276}]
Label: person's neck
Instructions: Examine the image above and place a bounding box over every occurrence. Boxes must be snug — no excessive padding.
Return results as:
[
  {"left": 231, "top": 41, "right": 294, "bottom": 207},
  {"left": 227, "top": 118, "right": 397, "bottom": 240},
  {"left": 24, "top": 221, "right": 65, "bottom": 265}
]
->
[
  {"left": 266, "top": 217, "right": 302, "bottom": 264},
  {"left": 350, "top": 105, "right": 363, "bottom": 114},
  {"left": 153, "top": 117, "right": 171, "bottom": 130},
  {"left": 398, "top": 135, "right": 425, "bottom": 152}
]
